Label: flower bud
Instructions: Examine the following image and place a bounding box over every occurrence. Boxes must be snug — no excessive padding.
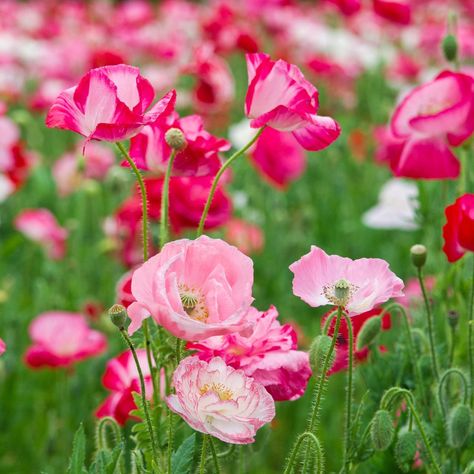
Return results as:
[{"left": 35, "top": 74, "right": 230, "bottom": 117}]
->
[
  {"left": 442, "top": 34, "right": 458, "bottom": 62},
  {"left": 309, "top": 335, "right": 335, "bottom": 375},
  {"left": 447, "top": 310, "right": 459, "bottom": 329},
  {"left": 394, "top": 430, "right": 417, "bottom": 473},
  {"left": 165, "top": 127, "right": 187, "bottom": 151},
  {"left": 356, "top": 317, "right": 381, "bottom": 351},
  {"left": 371, "top": 409, "right": 395, "bottom": 451},
  {"left": 448, "top": 404, "right": 472, "bottom": 448},
  {"left": 108, "top": 304, "right": 128, "bottom": 329},
  {"left": 410, "top": 244, "right": 427, "bottom": 268}
]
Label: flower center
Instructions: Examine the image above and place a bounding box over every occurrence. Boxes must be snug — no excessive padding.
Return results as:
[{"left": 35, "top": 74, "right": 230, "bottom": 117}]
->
[
  {"left": 178, "top": 283, "right": 208, "bottom": 322},
  {"left": 419, "top": 101, "right": 450, "bottom": 117},
  {"left": 200, "top": 383, "right": 233, "bottom": 401},
  {"left": 323, "top": 278, "right": 358, "bottom": 307}
]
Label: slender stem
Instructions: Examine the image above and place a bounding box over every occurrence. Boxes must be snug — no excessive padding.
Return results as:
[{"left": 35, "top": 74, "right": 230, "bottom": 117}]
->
[
  {"left": 143, "top": 322, "right": 159, "bottom": 407},
  {"left": 167, "top": 408, "right": 174, "bottom": 474},
  {"left": 284, "top": 432, "right": 323, "bottom": 474},
  {"left": 160, "top": 150, "right": 177, "bottom": 248},
  {"left": 417, "top": 268, "right": 439, "bottom": 381},
  {"left": 468, "top": 255, "right": 474, "bottom": 407},
  {"left": 196, "top": 128, "right": 264, "bottom": 237},
  {"left": 175, "top": 338, "right": 183, "bottom": 365},
  {"left": 437, "top": 368, "right": 469, "bottom": 421},
  {"left": 342, "top": 313, "right": 353, "bottom": 473},
  {"left": 449, "top": 325, "right": 456, "bottom": 368},
  {"left": 120, "top": 328, "right": 158, "bottom": 459},
  {"left": 199, "top": 435, "right": 209, "bottom": 474},
  {"left": 208, "top": 437, "right": 221, "bottom": 474}
]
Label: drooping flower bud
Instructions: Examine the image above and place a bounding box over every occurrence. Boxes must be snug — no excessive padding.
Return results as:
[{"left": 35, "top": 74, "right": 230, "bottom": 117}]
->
[
  {"left": 448, "top": 404, "right": 472, "bottom": 448},
  {"left": 165, "top": 127, "right": 187, "bottom": 151},
  {"left": 356, "top": 317, "right": 381, "bottom": 351},
  {"left": 371, "top": 409, "right": 395, "bottom": 451},
  {"left": 309, "top": 335, "right": 335, "bottom": 375},
  {"left": 447, "top": 310, "right": 459, "bottom": 329},
  {"left": 442, "top": 34, "right": 458, "bottom": 62},
  {"left": 410, "top": 244, "right": 427, "bottom": 268},
  {"left": 108, "top": 304, "right": 128, "bottom": 329},
  {"left": 394, "top": 429, "right": 417, "bottom": 473}
]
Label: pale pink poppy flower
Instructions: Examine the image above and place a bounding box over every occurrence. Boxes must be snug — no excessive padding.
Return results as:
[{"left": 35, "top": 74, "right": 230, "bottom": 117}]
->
[
  {"left": 187, "top": 305, "right": 311, "bottom": 401},
  {"left": 389, "top": 71, "right": 474, "bottom": 179},
  {"left": 15, "top": 208, "right": 68, "bottom": 260},
  {"left": 289, "top": 246, "right": 404, "bottom": 316},
  {"left": 224, "top": 219, "right": 264, "bottom": 255},
  {"left": 46, "top": 64, "right": 176, "bottom": 143},
  {"left": 25, "top": 312, "right": 107, "bottom": 368},
  {"left": 96, "top": 349, "right": 153, "bottom": 425},
  {"left": 127, "top": 236, "right": 254, "bottom": 340},
  {"left": 245, "top": 53, "right": 340, "bottom": 151},
  {"left": 0, "top": 338, "right": 6, "bottom": 356},
  {"left": 166, "top": 356, "right": 275, "bottom": 444}
]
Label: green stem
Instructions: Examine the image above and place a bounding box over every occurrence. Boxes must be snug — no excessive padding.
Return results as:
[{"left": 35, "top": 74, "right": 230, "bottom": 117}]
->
[
  {"left": 167, "top": 408, "right": 174, "bottom": 474},
  {"left": 199, "top": 435, "right": 209, "bottom": 474},
  {"left": 284, "top": 432, "right": 323, "bottom": 474},
  {"left": 417, "top": 268, "right": 439, "bottom": 381},
  {"left": 437, "top": 368, "right": 469, "bottom": 421},
  {"left": 342, "top": 313, "right": 353, "bottom": 473},
  {"left": 208, "top": 437, "right": 221, "bottom": 474},
  {"left": 196, "top": 128, "right": 264, "bottom": 237},
  {"left": 143, "top": 321, "right": 159, "bottom": 407},
  {"left": 468, "top": 255, "right": 474, "bottom": 407},
  {"left": 449, "top": 325, "right": 456, "bottom": 368},
  {"left": 175, "top": 338, "right": 183, "bottom": 365},
  {"left": 160, "top": 150, "right": 177, "bottom": 248},
  {"left": 120, "top": 328, "right": 158, "bottom": 460}
]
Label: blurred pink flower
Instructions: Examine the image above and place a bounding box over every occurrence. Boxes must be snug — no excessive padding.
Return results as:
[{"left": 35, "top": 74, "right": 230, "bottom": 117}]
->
[
  {"left": 0, "top": 338, "right": 6, "bottom": 356},
  {"left": 25, "top": 312, "right": 107, "bottom": 368},
  {"left": 290, "top": 246, "right": 404, "bottom": 315},
  {"left": 96, "top": 349, "right": 153, "bottom": 425},
  {"left": 129, "top": 113, "right": 229, "bottom": 177},
  {"left": 128, "top": 236, "right": 253, "bottom": 341},
  {"left": 225, "top": 219, "right": 264, "bottom": 255},
  {"left": 250, "top": 127, "right": 306, "bottom": 188},
  {"left": 245, "top": 53, "right": 340, "bottom": 151},
  {"left": 167, "top": 356, "right": 275, "bottom": 444},
  {"left": 128, "top": 236, "right": 254, "bottom": 340},
  {"left": 15, "top": 208, "right": 68, "bottom": 260},
  {"left": 396, "top": 276, "right": 435, "bottom": 309},
  {"left": 373, "top": 0, "right": 411, "bottom": 25},
  {"left": 46, "top": 64, "right": 176, "bottom": 143},
  {"left": 116, "top": 270, "right": 136, "bottom": 309},
  {"left": 187, "top": 305, "right": 311, "bottom": 401},
  {"left": 389, "top": 71, "right": 474, "bottom": 179}
]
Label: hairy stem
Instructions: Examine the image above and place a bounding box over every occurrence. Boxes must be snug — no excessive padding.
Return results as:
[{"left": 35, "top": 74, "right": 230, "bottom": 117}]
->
[
  {"left": 342, "top": 313, "right": 353, "bottom": 473},
  {"left": 160, "top": 150, "right": 177, "bottom": 248},
  {"left": 284, "top": 432, "right": 323, "bottom": 474}
]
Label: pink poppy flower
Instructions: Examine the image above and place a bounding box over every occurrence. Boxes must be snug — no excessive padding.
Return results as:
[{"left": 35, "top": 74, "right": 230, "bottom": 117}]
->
[
  {"left": 442, "top": 194, "right": 474, "bottom": 262},
  {"left": 389, "top": 71, "right": 474, "bottom": 179},
  {"left": 46, "top": 64, "right": 176, "bottom": 143},
  {"left": 127, "top": 236, "right": 254, "bottom": 340},
  {"left": 373, "top": 0, "right": 411, "bottom": 25},
  {"left": 0, "top": 338, "right": 6, "bottom": 356},
  {"left": 224, "top": 219, "right": 264, "bottom": 255},
  {"left": 129, "top": 113, "right": 230, "bottom": 177},
  {"left": 326, "top": 0, "right": 362, "bottom": 16},
  {"left": 166, "top": 356, "right": 275, "bottom": 444},
  {"left": 322, "top": 307, "right": 392, "bottom": 375},
  {"left": 96, "top": 349, "right": 153, "bottom": 425},
  {"left": 25, "top": 312, "right": 107, "bottom": 368},
  {"left": 116, "top": 270, "right": 136, "bottom": 309},
  {"left": 15, "top": 209, "right": 68, "bottom": 260},
  {"left": 289, "top": 246, "right": 404, "bottom": 316},
  {"left": 250, "top": 127, "right": 306, "bottom": 188},
  {"left": 245, "top": 53, "right": 341, "bottom": 151},
  {"left": 187, "top": 305, "right": 311, "bottom": 401}
]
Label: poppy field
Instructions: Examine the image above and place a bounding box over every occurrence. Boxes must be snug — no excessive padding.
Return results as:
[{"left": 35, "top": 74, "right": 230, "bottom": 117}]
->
[{"left": 1, "top": 1, "right": 474, "bottom": 473}]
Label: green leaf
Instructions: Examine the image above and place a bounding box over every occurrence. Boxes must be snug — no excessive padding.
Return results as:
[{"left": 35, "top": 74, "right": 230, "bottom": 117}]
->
[
  {"left": 67, "top": 423, "right": 87, "bottom": 474},
  {"left": 171, "top": 434, "right": 196, "bottom": 474}
]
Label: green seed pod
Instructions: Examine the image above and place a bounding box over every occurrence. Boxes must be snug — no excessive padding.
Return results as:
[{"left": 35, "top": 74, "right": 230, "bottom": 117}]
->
[
  {"left": 448, "top": 404, "right": 472, "bottom": 448},
  {"left": 442, "top": 34, "right": 458, "bottom": 62},
  {"left": 371, "top": 410, "right": 395, "bottom": 451},
  {"left": 309, "top": 335, "right": 335, "bottom": 375},
  {"left": 394, "top": 430, "right": 417, "bottom": 472},
  {"left": 165, "top": 127, "right": 187, "bottom": 151},
  {"left": 463, "top": 461, "right": 474, "bottom": 474},
  {"left": 108, "top": 304, "right": 128, "bottom": 329},
  {"left": 356, "top": 317, "right": 381, "bottom": 351},
  {"left": 410, "top": 244, "right": 427, "bottom": 268}
]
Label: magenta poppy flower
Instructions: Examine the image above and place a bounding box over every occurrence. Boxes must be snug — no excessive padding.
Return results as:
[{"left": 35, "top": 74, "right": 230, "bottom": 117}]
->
[
  {"left": 289, "top": 246, "right": 404, "bottom": 316},
  {"left": 96, "top": 349, "right": 153, "bottom": 425},
  {"left": 15, "top": 208, "right": 68, "bottom": 260},
  {"left": 442, "top": 194, "right": 474, "bottom": 262},
  {"left": 0, "top": 338, "right": 6, "bottom": 356},
  {"left": 129, "top": 113, "right": 230, "bottom": 177},
  {"left": 127, "top": 236, "right": 254, "bottom": 340},
  {"left": 116, "top": 270, "right": 136, "bottom": 309},
  {"left": 25, "top": 312, "right": 107, "bottom": 368},
  {"left": 46, "top": 64, "right": 176, "bottom": 143},
  {"left": 187, "top": 305, "right": 311, "bottom": 401},
  {"left": 166, "top": 356, "right": 275, "bottom": 444},
  {"left": 373, "top": 0, "right": 411, "bottom": 25},
  {"left": 389, "top": 71, "right": 474, "bottom": 179},
  {"left": 245, "top": 53, "right": 340, "bottom": 151}
]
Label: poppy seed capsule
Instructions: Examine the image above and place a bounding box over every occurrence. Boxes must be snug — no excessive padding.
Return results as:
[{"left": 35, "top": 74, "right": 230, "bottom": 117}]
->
[
  {"left": 108, "top": 304, "right": 128, "bottom": 329},
  {"left": 309, "top": 335, "right": 335, "bottom": 375},
  {"left": 165, "top": 127, "right": 187, "bottom": 151},
  {"left": 334, "top": 279, "right": 351, "bottom": 306},
  {"left": 371, "top": 409, "right": 395, "bottom": 451},
  {"left": 356, "top": 317, "right": 381, "bottom": 351},
  {"left": 410, "top": 244, "right": 427, "bottom": 268},
  {"left": 448, "top": 404, "right": 472, "bottom": 448}
]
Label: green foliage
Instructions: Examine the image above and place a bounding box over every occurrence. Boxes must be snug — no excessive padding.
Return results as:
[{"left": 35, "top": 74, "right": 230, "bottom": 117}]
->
[
  {"left": 67, "top": 424, "right": 87, "bottom": 474},
  {"left": 171, "top": 434, "right": 196, "bottom": 474}
]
